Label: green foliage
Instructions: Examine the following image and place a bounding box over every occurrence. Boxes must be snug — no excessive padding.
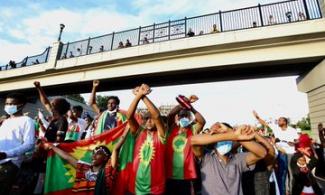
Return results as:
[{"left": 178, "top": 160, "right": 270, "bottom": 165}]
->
[
  {"left": 296, "top": 115, "right": 311, "bottom": 131},
  {"left": 96, "top": 95, "right": 109, "bottom": 111}
]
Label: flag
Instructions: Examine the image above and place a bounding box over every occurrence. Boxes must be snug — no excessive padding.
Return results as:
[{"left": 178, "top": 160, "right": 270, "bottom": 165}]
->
[{"left": 44, "top": 122, "right": 134, "bottom": 195}]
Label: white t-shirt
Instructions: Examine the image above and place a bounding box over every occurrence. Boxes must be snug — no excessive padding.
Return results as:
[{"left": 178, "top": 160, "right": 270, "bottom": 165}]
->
[
  {"left": 0, "top": 116, "right": 35, "bottom": 167},
  {"left": 270, "top": 124, "right": 298, "bottom": 154},
  {"left": 77, "top": 118, "right": 88, "bottom": 134}
]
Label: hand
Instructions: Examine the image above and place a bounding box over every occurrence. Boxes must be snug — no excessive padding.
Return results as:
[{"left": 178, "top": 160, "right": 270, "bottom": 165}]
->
[
  {"left": 0, "top": 152, "right": 7, "bottom": 160},
  {"left": 34, "top": 81, "right": 41, "bottom": 88},
  {"left": 42, "top": 142, "right": 53, "bottom": 151},
  {"left": 252, "top": 110, "right": 259, "bottom": 119},
  {"left": 188, "top": 95, "right": 198, "bottom": 103},
  {"left": 132, "top": 86, "right": 140, "bottom": 95},
  {"left": 138, "top": 84, "right": 151, "bottom": 96},
  {"left": 298, "top": 147, "right": 312, "bottom": 157},
  {"left": 93, "top": 80, "right": 100, "bottom": 88},
  {"left": 234, "top": 125, "right": 255, "bottom": 141}
]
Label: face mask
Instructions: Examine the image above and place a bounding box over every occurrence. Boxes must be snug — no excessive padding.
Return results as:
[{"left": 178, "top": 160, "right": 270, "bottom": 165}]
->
[
  {"left": 179, "top": 117, "right": 191, "bottom": 128},
  {"left": 215, "top": 141, "right": 233, "bottom": 155},
  {"left": 4, "top": 105, "right": 18, "bottom": 115},
  {"left": 107, "top": 108, "right": 117, "bottom": 115}
]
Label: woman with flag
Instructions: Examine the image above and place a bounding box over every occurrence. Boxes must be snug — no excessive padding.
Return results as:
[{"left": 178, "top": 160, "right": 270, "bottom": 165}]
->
[
  {"left": 42, "top": 126, "right": 129, "bottom": 195},
  {"left": 126, "top": 84, "right": 167, "bottom": 195}
]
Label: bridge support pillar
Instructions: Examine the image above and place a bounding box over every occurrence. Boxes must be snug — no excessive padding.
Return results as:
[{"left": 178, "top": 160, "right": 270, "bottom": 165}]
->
[
  {"left": 320, "top": 0, "right": 325, "bottom": 17},
  {"left": 297, "top": 59, "right": 325, "bottom": 140},
  {"left": 45, "top": 41, "right": 62, "bottom": 70}
]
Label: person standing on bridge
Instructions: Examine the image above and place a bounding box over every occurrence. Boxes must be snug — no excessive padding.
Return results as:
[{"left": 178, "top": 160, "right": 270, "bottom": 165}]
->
[
  {"left": 165, "top": 95, "right": 206, "bottom": 195},
  {"left": 34, "top": 81, "right": 70, "bottom": 142},
  {"left": 0, "top": 93, "right": 35, "bottom": 194},
  {"left": 88, "top": 80, "right": 127, "bottom": 135}
]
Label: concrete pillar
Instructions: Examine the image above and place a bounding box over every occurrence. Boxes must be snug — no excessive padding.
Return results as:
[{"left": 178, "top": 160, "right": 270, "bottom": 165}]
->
[
  {"left": 319, "top": 0, "right": 325, "bottom": 18},
  {"left": 45, "top": 41, "right": 62, "bottom": 70},
  {"left": 297, "top": 59, "right": 325, "bottom": 141}
]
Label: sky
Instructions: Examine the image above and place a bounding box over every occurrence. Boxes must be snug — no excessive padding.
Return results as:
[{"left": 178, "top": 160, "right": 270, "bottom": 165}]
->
[{"left": 0, "top": 0, "right": 309, "bottom": 126}]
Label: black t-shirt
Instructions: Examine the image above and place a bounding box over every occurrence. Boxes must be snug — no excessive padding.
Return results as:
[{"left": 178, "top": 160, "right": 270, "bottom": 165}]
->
[{"left": 45, "top": 116, "right": 68, "bottom": 142}]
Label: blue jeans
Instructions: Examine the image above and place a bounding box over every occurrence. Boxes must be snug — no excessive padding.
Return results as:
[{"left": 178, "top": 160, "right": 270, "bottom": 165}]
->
[{"left": 276, "top": 152, "right": 288, "bottom": 195}]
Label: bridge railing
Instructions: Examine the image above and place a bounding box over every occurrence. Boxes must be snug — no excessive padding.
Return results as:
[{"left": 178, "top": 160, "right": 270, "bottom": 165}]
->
[
  {"left": 57, "top": 0, "right": 322, "bottom": 60},
  {"left": 0, "top": 0, "right": 322, "bottom": 70},
  {"left": 0, "top": 47, "right": 51, "bottom": 71}
]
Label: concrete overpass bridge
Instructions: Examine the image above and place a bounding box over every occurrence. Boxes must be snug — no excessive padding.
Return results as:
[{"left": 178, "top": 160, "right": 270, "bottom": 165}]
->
[{"left": 0, "top": 0, "right": 325, "bottom": 133}]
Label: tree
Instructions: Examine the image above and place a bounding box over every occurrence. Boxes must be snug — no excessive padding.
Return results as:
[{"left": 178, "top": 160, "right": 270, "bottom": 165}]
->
[
  {"left": 66, "top": 94, "right": 85, "bottom": 104},
  {"left": 296, "top": 115, "right": 311, "bottom": 131},
  {"left": 96, "top": 95, "right": 109, "bottom": 111}
]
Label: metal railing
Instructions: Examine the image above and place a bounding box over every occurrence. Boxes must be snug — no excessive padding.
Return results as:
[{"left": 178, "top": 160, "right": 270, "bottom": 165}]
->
[
  {"left": 0, "top": 47, "right": 51, "bottom": 71},
  {"left": 58, "top": 0, "right": 322, "bottom": 60},
  {"left": 0, "top": 0, "right": 322, "bottom": 71}
]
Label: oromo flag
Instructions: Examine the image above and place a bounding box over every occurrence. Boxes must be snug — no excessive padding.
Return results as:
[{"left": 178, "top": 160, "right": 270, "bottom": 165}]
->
[{"left": 44, "top": 122, "right": 134, "bottom": 195}]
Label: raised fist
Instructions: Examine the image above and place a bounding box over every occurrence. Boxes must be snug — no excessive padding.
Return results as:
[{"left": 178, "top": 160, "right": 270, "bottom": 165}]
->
[
  {"left": 34, "top": 81, "right": 41, "bottom": 88},
  {"left": 93, "top": 80, "right": 100, "bottom": 88}
]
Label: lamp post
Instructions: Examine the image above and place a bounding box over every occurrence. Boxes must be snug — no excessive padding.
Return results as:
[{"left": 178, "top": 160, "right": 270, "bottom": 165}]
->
[{"left": 58, "top": 23, "right": 65, "bottom": 41}]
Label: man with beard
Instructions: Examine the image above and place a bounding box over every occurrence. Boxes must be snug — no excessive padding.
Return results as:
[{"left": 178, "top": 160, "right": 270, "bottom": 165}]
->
[{"left": 88, "top": 80, "right": 127, "bottom": 135}]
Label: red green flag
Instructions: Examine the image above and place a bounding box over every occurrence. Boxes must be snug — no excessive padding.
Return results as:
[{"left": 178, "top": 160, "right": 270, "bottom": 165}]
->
[
  {"left": 94, "top": 110, "right": 128, "bottom": 135},
  {"left": 129, "top": 129, "right": 166, "bottom": 194},
  {"left": 166, "top": 127, "right": 197, "bottom": 180},
  {"left": 44, "top": 122, "right": 134, "bottom": 195}
]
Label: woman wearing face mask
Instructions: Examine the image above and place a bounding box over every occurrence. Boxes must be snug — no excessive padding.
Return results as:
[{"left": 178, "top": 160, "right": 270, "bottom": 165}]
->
[
  {"left": 165, "top": 95, "right": 206, "bottom": 195},
  {"left": 0, "top": 93, "right": 35, "bottom": 194},
  {"left": 191, "top": 123, "right": 267, "bottom": 195}
]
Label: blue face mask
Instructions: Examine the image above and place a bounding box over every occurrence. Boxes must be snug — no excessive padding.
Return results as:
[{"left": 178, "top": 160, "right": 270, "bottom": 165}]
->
[
  {"left": 4, "top": 105, "right": 18, "bottom": 115},
  {"left": 215, "top": 141, "right": 233, "bottom": 155},
  {"left": 179, "top": 117, "right": 191, "bottom": 128}
]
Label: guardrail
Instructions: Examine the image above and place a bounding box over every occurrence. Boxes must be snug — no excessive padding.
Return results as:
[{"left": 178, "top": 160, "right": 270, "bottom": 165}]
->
[
  {"left": 0, "top": 0, "right": 322, "bottom": 71},
  {"left": 0, "top": 47, "right": 51, "bottom": 71},
  {"left": 58, "top": 0, "right": 322, "bottom": 60}
]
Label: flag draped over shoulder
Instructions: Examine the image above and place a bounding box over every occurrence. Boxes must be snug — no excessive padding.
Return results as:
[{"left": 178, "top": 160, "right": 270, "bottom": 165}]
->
[{"left": 44, "top": 122, "right": 134, "bottom": 195}]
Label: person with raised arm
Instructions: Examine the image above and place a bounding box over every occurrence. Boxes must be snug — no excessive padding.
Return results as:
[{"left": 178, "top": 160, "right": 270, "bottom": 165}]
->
[
  {"left": 191, "top": 123, "right": 267, "bottom": 195},
  {"left": 34, "top": 81, "right": 70, "bottom": 142},
  {"left": 127, "top": 84, "right": 166, "bottom": 195},
  {"left": 43, "top": 127, "right": 129, "bottom": 194},
  {"left": 253, "top": 110, "right": 298, "bottom": 195},
  {"left": 165, "top": 95, "right": 206, "bottom": 195},
  {"left": 88, "top": 80, "right": 127, "bottom": 135}
]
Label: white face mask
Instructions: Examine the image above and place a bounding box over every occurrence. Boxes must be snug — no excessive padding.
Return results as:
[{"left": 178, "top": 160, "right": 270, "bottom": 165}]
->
[
  {"left": 107, "top": 108, "right": 117, "bottom": 115},
  {"left": 178, "top": 117, "right": 191, "bottom": 128},
  {"left": 215, "top": 141, "right": 233, "bottom": 155},
  {"left": 4, "top": 105, "right": 18, "bottom": 115}
]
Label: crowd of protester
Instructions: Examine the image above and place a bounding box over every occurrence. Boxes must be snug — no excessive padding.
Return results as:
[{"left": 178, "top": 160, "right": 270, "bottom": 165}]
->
[{"left": 0, "top": 80, "right": 325, "bottom": 195}]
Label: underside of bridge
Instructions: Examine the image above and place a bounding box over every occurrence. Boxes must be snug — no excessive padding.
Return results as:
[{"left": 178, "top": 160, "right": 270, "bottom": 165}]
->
[{"left": 0, "top": 56, "right": 321, "bottom": 98}]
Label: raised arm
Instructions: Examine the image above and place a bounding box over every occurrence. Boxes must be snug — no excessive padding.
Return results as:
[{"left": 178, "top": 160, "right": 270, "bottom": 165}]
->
[
  {"left": 44, "top": 143, "right": 78, "bottom": 168},
  {"left": 191, "top": 127, "right": 255, "bottom": 157},
  {"left": 111, "top": 128, "right": 129, "bottom": 168},
  {"left": 167, "top": 105, "right": 182, "bottom": 128},
  {"left": 34, "top": 81, "right": 53, "bottom": 113},
  {"left": 191, "top": 107, "right": 206, "bottom": 134},
  {"left": 126, "top": 86, "right": 142, "bottom": 135},
  {"left": 88, "top": 80, "right": 101, "bottom": 114},
  {"left": 238, "top": 126, "right": 267, "bottom": 166},
  {"left": 141, "top": 84, "right": 165, "bottom": 138},
  {"left": 253, "top": 110, "right": 269, "bottom": 128}
]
